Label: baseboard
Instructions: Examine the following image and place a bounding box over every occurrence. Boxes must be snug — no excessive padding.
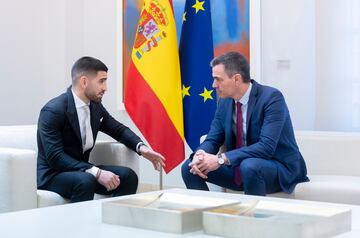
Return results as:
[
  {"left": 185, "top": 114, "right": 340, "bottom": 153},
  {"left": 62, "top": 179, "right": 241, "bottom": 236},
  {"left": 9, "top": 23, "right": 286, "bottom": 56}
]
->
[{"left": 138, "top": 183, "right": 182, "bottom": 193}]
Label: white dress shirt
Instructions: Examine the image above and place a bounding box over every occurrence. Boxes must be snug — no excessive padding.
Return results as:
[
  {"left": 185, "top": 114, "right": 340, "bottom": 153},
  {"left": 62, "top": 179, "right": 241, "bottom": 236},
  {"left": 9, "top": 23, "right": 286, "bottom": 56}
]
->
[
  {"left": 71, "top": 89, "right": 146, "bottom": 178},
  {"left": 72, "top": 89, "right": 98, "bottom": 177}
]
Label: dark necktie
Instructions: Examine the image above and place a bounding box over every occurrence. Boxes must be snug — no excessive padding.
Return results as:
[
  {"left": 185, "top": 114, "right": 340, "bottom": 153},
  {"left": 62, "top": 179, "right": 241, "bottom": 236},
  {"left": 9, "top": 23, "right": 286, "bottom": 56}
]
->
[
  {"left": 236, "top": 102, "right": 243, "bottom": 148},
  {"left": 234, "top": 102, "right": 243, "bottom": 185}
]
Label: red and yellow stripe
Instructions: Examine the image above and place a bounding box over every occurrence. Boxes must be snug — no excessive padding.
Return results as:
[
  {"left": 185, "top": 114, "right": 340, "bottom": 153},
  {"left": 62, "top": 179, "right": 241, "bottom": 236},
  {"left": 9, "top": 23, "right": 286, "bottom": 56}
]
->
[{"left": 125, "top": 0, "right": 184, "bottom": 173}]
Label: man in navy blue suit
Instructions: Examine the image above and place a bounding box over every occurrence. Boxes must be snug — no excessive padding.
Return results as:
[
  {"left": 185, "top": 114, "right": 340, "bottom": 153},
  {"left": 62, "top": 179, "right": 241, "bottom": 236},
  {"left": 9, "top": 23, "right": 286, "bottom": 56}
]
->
[
  {"left": 37, "top": 56, "right": 165, "bottom": 202},
  {"left": 182, "top": 52, "right": 309, "bottom": 196}
]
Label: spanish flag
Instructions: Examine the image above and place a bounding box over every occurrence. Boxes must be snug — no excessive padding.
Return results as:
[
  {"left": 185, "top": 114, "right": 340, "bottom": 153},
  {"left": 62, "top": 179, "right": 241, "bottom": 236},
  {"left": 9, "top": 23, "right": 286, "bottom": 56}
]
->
[{"left": 124, "top": 0, "right": 184, "bottom": 173}]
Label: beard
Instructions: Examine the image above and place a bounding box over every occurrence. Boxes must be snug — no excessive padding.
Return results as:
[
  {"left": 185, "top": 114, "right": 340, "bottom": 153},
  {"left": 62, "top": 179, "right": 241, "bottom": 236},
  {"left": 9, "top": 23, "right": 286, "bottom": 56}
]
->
[{"left": 85, "top": 89, "right": 103, "bottom": 103}]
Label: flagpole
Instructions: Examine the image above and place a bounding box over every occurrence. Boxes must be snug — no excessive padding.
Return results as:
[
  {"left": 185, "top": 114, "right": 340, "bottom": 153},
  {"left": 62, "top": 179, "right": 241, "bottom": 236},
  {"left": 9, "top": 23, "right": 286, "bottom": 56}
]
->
[{"left": 159, "top": 166, "right": 163, "bottom": 190}]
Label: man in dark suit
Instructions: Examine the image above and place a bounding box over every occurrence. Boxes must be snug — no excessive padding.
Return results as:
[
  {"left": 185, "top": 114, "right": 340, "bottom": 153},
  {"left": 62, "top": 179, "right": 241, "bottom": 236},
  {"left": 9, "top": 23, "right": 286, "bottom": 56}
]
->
[
  {"left": 37, "top": 56, "right": 165, "bottom": 202},
  {"left": 182, "top": 52, "right": 309, "bottom": 196}
]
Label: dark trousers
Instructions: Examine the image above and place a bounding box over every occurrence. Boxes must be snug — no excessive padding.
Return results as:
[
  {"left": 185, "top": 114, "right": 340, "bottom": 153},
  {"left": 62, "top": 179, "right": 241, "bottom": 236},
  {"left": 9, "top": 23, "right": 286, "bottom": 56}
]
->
[
  {"left": 40, "top": 165, "right": 138, "bottom": 202},
  {"left": 181, "top": 157, "right": 281, "bottom": 196}
]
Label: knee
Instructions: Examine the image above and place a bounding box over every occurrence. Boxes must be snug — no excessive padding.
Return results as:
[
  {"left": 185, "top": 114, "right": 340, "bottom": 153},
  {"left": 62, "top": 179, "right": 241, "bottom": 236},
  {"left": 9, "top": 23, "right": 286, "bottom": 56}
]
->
[
  {"left": 115, "top": 168, "right": 138, "bottom": 195},
  {"left": 181, "top": 158, "right": 192, "bottom": 179},
  {"left": 126, "top": 168, "right": 138, "bottom": 187},
  {"left": 240, "top": 159, "right": 262, "bottom": 178},
  {"left": 75, "top": 173, "right": 97, "bottom": 191}
]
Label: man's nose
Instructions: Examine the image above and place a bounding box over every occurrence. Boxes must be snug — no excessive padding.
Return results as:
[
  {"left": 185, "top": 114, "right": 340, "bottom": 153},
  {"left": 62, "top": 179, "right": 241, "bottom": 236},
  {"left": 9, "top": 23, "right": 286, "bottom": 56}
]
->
[{"left": 212, "top": 80, "right": 217, "bottom": 88}]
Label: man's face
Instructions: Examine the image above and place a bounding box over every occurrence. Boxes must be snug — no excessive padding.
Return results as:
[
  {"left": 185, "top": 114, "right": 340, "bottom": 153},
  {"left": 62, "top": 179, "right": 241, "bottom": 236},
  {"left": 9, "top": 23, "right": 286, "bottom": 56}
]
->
[
  {"left": 84, "top": 71, "right": 108, "bottom": 103},
  {"left": 212, "top": 64, "right": 237, "bottom": 99}
]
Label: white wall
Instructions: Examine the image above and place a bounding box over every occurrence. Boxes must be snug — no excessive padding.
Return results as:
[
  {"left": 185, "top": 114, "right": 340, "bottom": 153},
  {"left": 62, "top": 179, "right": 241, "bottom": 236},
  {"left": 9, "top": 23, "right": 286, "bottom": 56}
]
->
[
  {"left": 315, "top": 0, "right": 360, "bottom": 131},
  {"left": 0, "top": 0, "right": 121, "bottom": 124},
  {"left": 261, "top": 0, "right": 360, "bottom": 132},
  {"left": 0, "top": 0, "right": 67, "bottom": 125},
  {"left": 260, "top": 0, "right": 316, "bottom": 130}
]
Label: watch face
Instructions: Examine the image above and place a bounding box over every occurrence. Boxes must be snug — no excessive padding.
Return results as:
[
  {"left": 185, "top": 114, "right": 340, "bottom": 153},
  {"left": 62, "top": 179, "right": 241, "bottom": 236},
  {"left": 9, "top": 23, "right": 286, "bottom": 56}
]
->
[{"left": 218, "top": 157, "right": 225, "bottom": 165}]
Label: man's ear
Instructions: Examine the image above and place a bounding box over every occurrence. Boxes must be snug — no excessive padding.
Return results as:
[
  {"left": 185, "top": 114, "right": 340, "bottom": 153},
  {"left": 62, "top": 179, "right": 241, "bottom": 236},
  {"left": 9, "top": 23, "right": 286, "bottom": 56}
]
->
[
  {"left": 234, "top": 73, "right": 243, "bottom": 83},
  {"left": 79, "top": 75, "right": 88, "bottom": 89}
]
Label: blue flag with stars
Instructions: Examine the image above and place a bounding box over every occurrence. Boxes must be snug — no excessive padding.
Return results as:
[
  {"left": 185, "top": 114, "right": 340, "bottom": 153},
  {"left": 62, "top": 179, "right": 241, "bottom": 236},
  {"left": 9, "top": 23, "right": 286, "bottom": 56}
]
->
[{"left": 180, "top": 0, "right": 216, "bottom": 151}]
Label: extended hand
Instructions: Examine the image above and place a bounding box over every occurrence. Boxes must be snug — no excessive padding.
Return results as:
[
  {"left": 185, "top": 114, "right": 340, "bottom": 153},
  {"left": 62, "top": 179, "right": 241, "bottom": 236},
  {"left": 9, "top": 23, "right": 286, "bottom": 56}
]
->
[
  {"left": 140, "top": 145, "right": 165, "bottom": 171},
  {"left": 97, "top": 169, "right": 120, "bottom": 191}
]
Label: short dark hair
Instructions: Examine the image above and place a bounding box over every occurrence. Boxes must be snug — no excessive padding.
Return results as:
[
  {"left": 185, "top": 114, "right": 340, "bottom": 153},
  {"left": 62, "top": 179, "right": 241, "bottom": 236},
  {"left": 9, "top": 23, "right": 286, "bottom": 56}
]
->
[
  {"left": 210, "top": 52, "right": 251, "bottom": 83},
  {"left": 71, "top": 56, "right": 108, "bottom": 83}
]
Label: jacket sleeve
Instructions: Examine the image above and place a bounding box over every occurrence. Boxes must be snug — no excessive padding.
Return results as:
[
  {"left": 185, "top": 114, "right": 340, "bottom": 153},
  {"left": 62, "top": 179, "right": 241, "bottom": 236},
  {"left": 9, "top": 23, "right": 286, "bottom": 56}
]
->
[
  {"left": 99, "top": 106, "right": 142, "bottom": 152},
  {"left": 196, "top": 102, "right": 225, "bottom": 156},
  {"left": 226, "top": 90, "right": 288, "bottom": 167},
  {"left": 38, "top": 108, "right": 93, "bottom": 171}
]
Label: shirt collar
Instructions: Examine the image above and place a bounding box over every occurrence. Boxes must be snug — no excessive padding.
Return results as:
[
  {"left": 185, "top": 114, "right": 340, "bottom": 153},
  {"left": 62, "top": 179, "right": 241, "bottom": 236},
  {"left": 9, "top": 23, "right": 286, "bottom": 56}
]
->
[
  {"left": 234, "top": 83, "right": 253, "bottom": 105},
  {"left": 71, "top": 88, "right": 89, "bottom": 108}
]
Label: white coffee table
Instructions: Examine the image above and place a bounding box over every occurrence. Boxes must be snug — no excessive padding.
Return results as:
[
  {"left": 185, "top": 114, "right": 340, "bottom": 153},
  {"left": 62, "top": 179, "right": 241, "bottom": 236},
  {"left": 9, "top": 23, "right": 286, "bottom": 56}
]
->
[{"left": 1, "top": 189, "right": 359, "bottom": 238}]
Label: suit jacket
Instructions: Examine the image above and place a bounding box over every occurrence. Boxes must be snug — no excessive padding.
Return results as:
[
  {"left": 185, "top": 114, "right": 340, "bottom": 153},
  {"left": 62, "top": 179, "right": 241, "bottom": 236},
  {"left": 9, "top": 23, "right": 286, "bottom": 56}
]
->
[
  {"left": 37, "top": 87, "right": 142, "bottom": 188},
  {"left": 198, "top": 80, "right": 309, "bottom": 193}
]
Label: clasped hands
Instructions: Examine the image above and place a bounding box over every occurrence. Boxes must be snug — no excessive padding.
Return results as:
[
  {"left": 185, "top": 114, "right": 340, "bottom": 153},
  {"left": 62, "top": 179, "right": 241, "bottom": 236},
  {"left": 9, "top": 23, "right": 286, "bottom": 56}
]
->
[{"left": 188, "top": 150, "right": 220, "bottom": 179}]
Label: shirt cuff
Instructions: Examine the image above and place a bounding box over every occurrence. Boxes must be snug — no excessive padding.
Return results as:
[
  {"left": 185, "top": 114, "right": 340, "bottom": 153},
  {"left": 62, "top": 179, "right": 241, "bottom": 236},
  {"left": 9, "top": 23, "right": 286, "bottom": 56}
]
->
[
  {"left": 85, "top": 166, "right": 100, "bottom": 177},
  {"left": 136, "top": 142, "right": 146, "bottom": 155}
]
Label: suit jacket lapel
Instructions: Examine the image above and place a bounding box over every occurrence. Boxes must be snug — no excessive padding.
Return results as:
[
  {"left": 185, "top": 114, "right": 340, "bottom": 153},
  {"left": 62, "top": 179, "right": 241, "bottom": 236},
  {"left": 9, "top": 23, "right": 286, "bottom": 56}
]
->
[
  {"left": 246, "top": 80, "right": 258, "bottom": 133},
  {"left": 89, "top": 102, "right": 100, "bottom": 141},
  {"left": 65, "top": 87, "right": 82, "bottom": 144}
]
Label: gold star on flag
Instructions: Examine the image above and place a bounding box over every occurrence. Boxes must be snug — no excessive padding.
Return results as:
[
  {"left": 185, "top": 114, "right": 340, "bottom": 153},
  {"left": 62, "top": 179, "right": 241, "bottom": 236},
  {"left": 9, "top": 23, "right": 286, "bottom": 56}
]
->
[
  {"left": 199, "top": 87, "right": 213, "bottom": 102},
  {"left": 183, "top": 12, "right": 187, "bottom": 22},
  {"left": 182, "top": 84, "right": 191, "bottom": 98},
  {"left": 192, "top": 0, "right": 205, "bottom": 14}
]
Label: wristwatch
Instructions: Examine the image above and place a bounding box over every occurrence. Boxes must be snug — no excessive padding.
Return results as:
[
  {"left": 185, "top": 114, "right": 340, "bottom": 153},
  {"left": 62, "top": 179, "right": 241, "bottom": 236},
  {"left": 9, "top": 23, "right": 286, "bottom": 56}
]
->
[{"left": 217, "top": 153, "right": 225, "bottom": 165}]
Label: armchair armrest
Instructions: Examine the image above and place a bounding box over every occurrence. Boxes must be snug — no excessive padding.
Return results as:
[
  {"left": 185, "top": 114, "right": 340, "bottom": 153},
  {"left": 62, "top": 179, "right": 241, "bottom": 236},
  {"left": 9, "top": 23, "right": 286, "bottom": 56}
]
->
[
  {"left": 0, "top": 148, "right": 37, "bottom": 213},
  {"left": 89, "top": 141, "right": 140, "bottom": 177}
]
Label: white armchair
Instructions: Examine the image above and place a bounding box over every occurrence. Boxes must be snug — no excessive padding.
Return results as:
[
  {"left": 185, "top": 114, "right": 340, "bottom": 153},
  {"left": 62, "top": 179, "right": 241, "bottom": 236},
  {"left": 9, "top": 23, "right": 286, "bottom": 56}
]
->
[
  {"left": 201, "top": 131, "right": 360, "bottom": 205},
  {"left": 0, "top": 125, "right": 139, "bottom": 213}
]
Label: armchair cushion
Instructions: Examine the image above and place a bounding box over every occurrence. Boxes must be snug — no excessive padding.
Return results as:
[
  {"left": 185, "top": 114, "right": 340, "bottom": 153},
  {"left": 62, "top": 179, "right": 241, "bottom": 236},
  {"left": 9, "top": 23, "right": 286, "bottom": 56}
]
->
[
  {"left": 0, "top": 148, "right": 37, "bottom": 213},
  {"left": 89, "top": 141, "right": 139, "bottom": 177},
  {"left": 37, "top": 190, "right": 69, "bottom": 207},
  {"left": 0, "top": 125, "right": 140, "bottom": 212},
  {"left": 294, "top": 175, "right": 360, "bottom": 204},
  {"left": 0, "top": 125, "right": 38, "bottom": 151},
  {"left": 36, "top": 141, "right": 140, "bottom": 208}
]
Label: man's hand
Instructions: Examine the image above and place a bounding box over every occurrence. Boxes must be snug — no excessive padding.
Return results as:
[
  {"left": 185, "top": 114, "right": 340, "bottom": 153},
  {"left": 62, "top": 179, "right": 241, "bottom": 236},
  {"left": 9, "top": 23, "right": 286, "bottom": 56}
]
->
[
  {"left": 97, "top": 169, "right": 120, "bottom": 191},
  {"left": 140, "top": 145, "right": 165, "bottom": 171},
  {"left": 188, "top": 150, "right": 220, "bottom": 179},
  {"left": 197, "top": 153, "right": 220, "bottom": 174},
  {"left": 189, "top": 150, "right": 207, "bottom": 179}
]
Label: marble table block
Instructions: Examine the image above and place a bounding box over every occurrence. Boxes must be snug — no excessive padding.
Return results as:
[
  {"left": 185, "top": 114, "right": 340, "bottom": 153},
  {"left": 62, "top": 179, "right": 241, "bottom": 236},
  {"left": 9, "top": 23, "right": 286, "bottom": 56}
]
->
[
  {"left": 203, "top": 200, "right": 352, "bottom": 238},
  {"left": 102, "top": 192, "right": 239, "bottom": 233}
]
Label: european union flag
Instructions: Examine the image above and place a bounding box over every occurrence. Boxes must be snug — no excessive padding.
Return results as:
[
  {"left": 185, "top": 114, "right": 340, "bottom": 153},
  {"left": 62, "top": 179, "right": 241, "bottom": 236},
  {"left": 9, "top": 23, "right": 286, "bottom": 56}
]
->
[{"left": 179, "top": 0, "right": 216, "bottom": 151}]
